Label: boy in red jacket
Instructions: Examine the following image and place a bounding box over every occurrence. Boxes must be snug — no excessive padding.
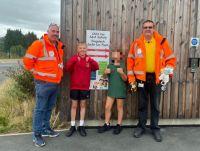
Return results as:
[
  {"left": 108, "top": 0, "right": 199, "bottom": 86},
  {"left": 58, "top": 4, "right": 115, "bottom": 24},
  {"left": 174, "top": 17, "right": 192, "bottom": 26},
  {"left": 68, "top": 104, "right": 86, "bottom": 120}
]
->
[{"left": 65, "top": 42, "right": 99, "bottom": 137}]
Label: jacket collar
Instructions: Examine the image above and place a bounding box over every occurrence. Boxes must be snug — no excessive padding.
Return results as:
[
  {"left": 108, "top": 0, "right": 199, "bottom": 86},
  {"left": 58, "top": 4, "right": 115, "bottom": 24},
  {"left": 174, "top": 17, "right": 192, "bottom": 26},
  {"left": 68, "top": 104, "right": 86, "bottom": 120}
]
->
[
  {"left": 42, "top": 34, "right": 62, "bottom": 47},
  {"left": 77, "top": 53, "right": 88, "bottom": 58},
  {"left": 139, "top": 31, "right": 164, "bottom": 44}
]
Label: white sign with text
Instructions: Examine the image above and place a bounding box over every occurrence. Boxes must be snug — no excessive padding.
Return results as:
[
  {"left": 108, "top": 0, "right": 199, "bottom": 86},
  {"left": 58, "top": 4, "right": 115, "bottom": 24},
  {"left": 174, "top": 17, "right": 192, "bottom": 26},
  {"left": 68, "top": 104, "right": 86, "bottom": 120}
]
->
[
  {"left": 86, "top": 30, "right": 110, "bottom": 49},
  {"left": 86, "top": 30, "right": 110, "bottom": 90}
]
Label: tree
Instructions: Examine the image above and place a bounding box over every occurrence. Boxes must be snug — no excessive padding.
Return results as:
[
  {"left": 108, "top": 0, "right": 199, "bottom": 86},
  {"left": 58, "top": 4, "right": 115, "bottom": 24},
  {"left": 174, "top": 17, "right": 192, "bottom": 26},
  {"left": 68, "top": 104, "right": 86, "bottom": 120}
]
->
[
  {"left": 10, "top": 45, "right": 25, "bottom": 57},
  {"left": 0, "top": 37, "right": 6, "bottom": 58},
  {"left": 0, "top": 37, "right": 3, "bottom": 48},
  {"left": 3, "top": 29, "right": 38, "bottom": 58},
  {"left": 0, "top": 37, "right": 4, "bottom": 51},
  {"left": 23, "top": 32, "right": 37, "bottom": 49},
  {"left": 4, "top": 29, "right": 24, "bottom": 53}
]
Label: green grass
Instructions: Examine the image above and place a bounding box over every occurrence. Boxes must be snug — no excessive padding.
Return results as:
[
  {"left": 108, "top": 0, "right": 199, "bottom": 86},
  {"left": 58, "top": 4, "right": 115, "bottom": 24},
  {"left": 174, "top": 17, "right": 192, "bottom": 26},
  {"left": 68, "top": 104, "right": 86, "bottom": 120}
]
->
[
  {"left": 0, "top": 79, "right": 66, "bottom": 134},
  {"left": 0, "top": 52, "right": 22, "bottom": 59},
  {"left": 0, "top": 79, "right": 34, "bottom": 133}
]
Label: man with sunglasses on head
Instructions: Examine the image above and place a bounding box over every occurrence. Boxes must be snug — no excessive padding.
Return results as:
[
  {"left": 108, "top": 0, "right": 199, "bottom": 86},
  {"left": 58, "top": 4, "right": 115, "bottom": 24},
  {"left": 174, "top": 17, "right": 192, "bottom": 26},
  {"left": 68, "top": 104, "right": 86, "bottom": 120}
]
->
[
  {"left": 23, "top": 23, "right": 64, "bottom": 147},
  {"left": 127, "top": 20, "right": 176, "bottom": 142}
]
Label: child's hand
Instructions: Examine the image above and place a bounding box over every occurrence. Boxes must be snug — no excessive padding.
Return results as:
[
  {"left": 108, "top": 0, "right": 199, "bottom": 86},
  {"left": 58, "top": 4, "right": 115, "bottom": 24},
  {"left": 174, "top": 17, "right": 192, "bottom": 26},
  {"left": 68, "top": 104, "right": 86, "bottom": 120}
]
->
[
  {"left": 130, "top": 81, "right": 137, "bottom": 92},
  {"left": 117, "top": 68, "right": 124, "bottom": 74},
  {"left": 104, "top": 68, "right": 111, "bottom": 74}
]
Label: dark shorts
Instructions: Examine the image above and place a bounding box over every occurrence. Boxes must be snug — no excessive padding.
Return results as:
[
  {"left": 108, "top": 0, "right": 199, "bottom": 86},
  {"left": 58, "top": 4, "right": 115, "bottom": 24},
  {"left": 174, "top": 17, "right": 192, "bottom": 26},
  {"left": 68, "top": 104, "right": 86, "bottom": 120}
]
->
[
  {"left": 70, "top": 90, "right": 90, "bottom": 100},
  {"left": 108, "top": 96, "right": 126, "bottom": 100},
  {"left": 116, "top": 98, "right": 126, "bottom": 99}
]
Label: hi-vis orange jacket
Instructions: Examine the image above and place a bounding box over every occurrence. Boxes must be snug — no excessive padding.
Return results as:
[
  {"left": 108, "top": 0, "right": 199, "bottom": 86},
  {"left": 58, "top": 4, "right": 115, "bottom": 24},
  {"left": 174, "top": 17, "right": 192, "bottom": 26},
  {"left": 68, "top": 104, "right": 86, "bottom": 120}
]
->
[
  {"left": 23, "top": 34, "right": 64, "bottom": 83},
  {"left": 127, "top": 31, "right": 176, "bottom": 84}
]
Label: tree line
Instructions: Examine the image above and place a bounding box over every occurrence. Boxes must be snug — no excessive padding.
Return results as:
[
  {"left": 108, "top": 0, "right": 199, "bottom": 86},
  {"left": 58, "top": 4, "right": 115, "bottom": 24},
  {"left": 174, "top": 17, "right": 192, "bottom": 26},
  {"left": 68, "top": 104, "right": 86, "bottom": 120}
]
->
[{"left": 0, "top": 29, "right": 38, "bottom": 58}]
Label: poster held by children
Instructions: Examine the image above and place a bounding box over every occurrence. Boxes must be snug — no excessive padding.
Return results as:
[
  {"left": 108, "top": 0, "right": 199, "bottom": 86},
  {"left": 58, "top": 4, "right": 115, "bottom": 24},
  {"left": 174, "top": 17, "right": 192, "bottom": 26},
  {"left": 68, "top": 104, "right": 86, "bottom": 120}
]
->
[{"left": 86, "top": 30, "right": 110, "bottom": 90}]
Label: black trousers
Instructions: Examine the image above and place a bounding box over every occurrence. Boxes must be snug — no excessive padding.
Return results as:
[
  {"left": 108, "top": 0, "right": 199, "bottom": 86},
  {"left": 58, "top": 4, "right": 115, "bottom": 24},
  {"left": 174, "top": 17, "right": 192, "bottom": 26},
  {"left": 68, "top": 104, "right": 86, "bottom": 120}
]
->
[{"left": 137, "top": 73, "right": 161, "bottom": 130}]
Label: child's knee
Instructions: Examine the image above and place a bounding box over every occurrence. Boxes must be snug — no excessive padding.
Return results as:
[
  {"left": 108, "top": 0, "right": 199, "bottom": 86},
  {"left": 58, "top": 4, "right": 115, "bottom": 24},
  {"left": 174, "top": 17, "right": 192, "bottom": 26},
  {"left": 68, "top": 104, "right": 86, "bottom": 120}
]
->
[
  {"left": 105, "top": 105, "right": 112, "bottom": 112},
  {"left": 80, "top": 102, "right": 86, "bottom": 108},
  {"left": 117, "top": 104, "right": 123, "bottom": 111},
  {"left": 71, "top": 102, "right": 78, "bottom": 109}
]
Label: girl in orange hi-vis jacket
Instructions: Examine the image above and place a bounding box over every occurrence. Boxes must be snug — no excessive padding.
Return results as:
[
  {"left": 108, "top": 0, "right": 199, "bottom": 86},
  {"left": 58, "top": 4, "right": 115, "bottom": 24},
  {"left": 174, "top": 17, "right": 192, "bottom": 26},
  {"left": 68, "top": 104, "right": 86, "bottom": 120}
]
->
[{"left": 127, "top": 20, "right": 176, "bottom": 142}]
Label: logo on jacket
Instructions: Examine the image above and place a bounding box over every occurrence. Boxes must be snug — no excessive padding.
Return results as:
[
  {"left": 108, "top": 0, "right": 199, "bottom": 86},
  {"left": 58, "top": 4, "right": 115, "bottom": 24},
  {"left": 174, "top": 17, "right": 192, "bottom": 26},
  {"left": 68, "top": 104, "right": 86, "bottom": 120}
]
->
[
  {"left": 49, "top": 51, "right": 54, "bottom": 57},
  {"left": 137, "top": 48, "right": 142, "bottom": 55},
  {"left": 58, "top": 63, "right": 63, "bottom": 69}
]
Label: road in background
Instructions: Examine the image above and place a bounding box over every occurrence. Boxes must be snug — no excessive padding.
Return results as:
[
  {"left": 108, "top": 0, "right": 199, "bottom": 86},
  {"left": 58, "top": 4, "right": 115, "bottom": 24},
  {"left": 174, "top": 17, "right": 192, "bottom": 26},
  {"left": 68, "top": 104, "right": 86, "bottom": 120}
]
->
[{"left": 0, "top": 59, "right": 19, "bottom": 84}]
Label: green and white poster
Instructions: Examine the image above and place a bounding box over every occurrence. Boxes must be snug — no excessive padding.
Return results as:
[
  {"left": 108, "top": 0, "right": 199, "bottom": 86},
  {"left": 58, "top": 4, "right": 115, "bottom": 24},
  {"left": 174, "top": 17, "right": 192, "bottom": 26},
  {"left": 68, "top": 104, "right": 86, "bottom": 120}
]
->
[{"left": 86, "top": 30, "right": 110, "bottom": 90}]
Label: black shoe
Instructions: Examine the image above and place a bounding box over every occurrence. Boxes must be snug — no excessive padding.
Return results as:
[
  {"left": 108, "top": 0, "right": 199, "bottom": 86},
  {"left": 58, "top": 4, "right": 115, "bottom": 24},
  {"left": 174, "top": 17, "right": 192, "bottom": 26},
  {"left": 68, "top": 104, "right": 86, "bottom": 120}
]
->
[
  {"left": 65, "top": 126, "right": 76, "bottom": 137},
  {"left": 78, "top": 126, "right": 87, "bottom": 137},
  {"left": 133, "top": 127, "right": 145, "bottom": 138},
  {"left": 98, "top": 123, "right": 111, "bottom": 133},
  {"left": 152, "top": 130, "right": 162, "bottom": 142},
  {"left": 113, "top": 124, "right": 122, "bottom": 135}
]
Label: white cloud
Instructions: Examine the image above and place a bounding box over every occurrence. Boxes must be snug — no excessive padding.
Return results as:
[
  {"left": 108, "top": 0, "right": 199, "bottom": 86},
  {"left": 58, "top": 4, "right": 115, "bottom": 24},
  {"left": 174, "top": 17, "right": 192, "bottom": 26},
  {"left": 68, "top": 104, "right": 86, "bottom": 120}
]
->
[
  {"left": 0, "top": 0, "right": 60, "bottom": 37},
  {"left": 0, "top": 24, "right": 45, "bottom": 38}
]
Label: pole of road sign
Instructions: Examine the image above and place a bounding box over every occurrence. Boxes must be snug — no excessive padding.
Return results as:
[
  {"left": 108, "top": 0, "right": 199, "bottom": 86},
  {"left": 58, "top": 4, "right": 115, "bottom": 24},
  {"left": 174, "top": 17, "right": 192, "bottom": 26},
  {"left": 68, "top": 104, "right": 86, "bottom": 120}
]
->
[{"left": 189, "top": 37, "right": 200, "bottom": 73}]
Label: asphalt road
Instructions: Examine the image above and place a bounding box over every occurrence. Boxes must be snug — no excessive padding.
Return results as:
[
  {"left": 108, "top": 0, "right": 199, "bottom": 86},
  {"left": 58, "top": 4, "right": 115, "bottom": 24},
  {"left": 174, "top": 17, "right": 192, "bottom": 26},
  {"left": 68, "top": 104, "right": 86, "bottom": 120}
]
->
[{"left": 0, "top": 127, "right": 200, "bottom": 151}]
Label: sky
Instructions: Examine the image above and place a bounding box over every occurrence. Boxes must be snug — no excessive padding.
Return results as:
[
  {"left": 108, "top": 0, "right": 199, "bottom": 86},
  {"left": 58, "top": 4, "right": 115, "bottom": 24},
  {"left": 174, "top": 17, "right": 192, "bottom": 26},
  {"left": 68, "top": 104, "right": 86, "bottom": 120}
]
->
[{"left": 0, "top": 0, "right": 60, "bottom": 38}]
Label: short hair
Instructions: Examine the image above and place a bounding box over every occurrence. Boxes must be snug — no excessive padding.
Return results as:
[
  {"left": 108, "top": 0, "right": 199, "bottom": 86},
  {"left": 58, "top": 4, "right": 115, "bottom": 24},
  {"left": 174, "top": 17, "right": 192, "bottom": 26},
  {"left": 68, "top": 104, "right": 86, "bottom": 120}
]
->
[
  {"left": 112, "top": 50, "right": 124, "bottom": 55},
  {"left": 142, "top": 20, "right": 155, "bottom": 27},
  {"left": 48, "top": 23, "right": 59, "bottom": 30},
  {"left": 111, "top": 50, "right": 124, "bottom": 60},
  {"left": 77, "top": 42, "right": 87, "bottom": 47}
]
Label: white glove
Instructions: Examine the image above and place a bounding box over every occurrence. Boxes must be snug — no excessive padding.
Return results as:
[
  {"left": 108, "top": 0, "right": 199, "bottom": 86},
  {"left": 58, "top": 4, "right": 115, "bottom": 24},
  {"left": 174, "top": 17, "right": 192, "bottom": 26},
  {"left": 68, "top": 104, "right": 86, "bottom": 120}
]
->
[
  {"left": 159, "top": 67, "right": 172, "bottom": 91},
  {"left": 159, "top": 73, "right": 169, "bottom": 85},
  {"left": 163, "top": 67, "right": 174, "bottom": 75}
]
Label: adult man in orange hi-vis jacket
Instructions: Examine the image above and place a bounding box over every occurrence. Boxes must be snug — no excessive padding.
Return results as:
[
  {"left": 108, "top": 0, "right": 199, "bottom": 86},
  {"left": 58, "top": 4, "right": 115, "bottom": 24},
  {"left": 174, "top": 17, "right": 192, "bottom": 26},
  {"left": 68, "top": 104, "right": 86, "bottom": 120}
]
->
[
  {"left": 23, "top": 23, "right": 64, "bottom": 147},
  {"left": 127, "top": 20, "right": 176, "bottom": 142}
]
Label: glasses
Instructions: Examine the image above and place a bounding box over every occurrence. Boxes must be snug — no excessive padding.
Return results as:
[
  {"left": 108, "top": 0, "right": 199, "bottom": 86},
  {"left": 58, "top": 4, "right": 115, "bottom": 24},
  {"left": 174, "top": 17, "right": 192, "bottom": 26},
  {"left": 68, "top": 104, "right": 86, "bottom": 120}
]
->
[{"left": 143, "top": 26, "right": 153, "bottom": 29}]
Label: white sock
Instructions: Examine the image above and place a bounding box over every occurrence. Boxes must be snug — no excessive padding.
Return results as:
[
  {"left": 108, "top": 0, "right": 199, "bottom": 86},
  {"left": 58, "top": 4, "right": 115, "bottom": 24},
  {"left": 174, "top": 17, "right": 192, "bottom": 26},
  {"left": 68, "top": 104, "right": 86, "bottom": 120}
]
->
[
  {"left": 106, "top": 122, "right": 110, "bottom": 126},
  {"left": 79, "top": 120, "right": 84, "bottom": 126},
  {"left": 71, "top": 121, "right": 75, "bottom": 126}
]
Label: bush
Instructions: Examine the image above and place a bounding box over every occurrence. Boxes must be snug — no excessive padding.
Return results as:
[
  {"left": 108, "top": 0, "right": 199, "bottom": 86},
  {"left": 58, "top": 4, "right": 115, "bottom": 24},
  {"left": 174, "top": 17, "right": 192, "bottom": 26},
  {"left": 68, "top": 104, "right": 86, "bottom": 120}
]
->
[
  {"left": 9, "top": 45, "right": 25, "bottom": 58},
  {"left": 0, "top": 64, "right": 63, "bottom": 133},
  {"left": 0, "top": 78, "right": 35, "bottom": 133},
  {"left": 5, "top": 65, "right": 35, "bottom": 101},
  {"left": 0, "top": 52, "right": 8, "bottom": 59},
  {"left": 0, "top": 116, "right": 10, "bottom": 133},
  {"left": 0, "top": 116, "right": 9, "bottom": 127}
]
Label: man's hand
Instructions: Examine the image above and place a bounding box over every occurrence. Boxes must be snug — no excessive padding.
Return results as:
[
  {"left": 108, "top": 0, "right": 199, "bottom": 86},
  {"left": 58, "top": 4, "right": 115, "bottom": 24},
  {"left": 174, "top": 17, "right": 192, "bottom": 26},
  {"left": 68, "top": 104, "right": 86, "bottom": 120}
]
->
[
  {"left": 117, "top": 68, "right": 124, "bottom": 75},
  {"left": 160, "top": 67, "right": 172, "bottom": 85},
  {"left": 162, "top": 67, "right": 174, "bottom": 75},
  {"left": 159, "top": 73, "right": 169, "bottom": 91},
  {"left": 104, "top": 68, "right": 111, "bottom": 74},
  {"left": 159, "top": 73, "right": 169, "bottom": 84}
]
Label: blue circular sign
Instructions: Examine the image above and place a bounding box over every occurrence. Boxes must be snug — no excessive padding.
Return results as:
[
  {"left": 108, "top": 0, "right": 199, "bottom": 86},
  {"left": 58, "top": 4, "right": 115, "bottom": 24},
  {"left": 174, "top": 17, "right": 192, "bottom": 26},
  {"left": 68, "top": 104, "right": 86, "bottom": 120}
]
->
[{"left": 191, "top": 38, "right": 198, "bottom": 45}]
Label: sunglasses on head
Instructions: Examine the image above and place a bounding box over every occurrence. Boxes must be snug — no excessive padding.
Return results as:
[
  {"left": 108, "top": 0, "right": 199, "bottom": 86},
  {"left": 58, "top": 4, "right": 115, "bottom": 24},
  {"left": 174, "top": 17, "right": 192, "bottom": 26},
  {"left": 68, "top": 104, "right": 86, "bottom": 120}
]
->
[{"left": 143, "top": 26, "right": 153, "bottom": 29}]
